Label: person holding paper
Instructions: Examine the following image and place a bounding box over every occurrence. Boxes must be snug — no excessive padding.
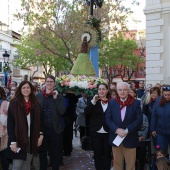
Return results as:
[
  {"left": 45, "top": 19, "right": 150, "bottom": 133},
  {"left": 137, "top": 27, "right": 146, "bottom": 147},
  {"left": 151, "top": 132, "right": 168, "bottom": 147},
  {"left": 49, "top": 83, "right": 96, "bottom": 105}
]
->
[
  {"left": 85, "top": 83, "right": 111, "bottom": 170},
  {"left": 105, "top": 82, "right": 142, "bottom": 170}
]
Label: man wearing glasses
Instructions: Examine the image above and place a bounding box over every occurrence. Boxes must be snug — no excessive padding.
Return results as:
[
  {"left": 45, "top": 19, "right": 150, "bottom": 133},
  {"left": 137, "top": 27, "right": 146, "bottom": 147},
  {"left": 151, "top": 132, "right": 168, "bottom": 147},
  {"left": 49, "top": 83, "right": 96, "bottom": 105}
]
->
[
  {"left": 37, "top": 75, "right": 65, "bottom": 170},
  {"left": 105, "top": 82, "right": 142, "bottom": 170}
]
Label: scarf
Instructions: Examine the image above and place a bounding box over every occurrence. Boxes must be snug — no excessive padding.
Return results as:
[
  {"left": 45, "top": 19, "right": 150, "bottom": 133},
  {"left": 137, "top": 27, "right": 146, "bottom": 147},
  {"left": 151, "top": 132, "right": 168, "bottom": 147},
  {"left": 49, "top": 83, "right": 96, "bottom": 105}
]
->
[
  {"left": 116, "top": 94, "right": 134, "bottom": 110},
  {"left": 23, "top": 99, "right": 31, "bottom": 115},
  {"left": 99, "top": 98, "right": 110, "bottom": 105},
  {"left": 159, "top": 96, "right": 170, "bottom": 106},
  {"left": 10, "top": 100, "right": 41, "bottom": 154},
  {"left": 150, "top": 98, "right": 156, "bottom": 104},
  {"left": 42, "top": 89, "right": 53, "bottom": 98}
]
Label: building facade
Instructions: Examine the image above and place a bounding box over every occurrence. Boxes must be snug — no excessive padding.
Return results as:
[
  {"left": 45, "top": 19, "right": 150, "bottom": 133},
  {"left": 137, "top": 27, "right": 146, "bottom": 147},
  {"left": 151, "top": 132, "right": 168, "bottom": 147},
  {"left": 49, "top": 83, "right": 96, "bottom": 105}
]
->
[
  {"left": 0, "top": 30, "right": 24, "bottom": 86},
  {"left": 145, "top": 0, "right": 170, "bottom": 84}
]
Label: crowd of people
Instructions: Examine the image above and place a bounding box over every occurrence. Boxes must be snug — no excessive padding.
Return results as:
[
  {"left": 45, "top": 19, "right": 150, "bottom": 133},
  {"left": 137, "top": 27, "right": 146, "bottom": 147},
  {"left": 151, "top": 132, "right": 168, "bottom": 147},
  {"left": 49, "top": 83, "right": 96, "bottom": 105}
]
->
[
  {"left": 0, "top": 77, "right": 170, "bottom": 170},
  {"left": 83, "top": 80, "right": 170, "bottom": 170}
]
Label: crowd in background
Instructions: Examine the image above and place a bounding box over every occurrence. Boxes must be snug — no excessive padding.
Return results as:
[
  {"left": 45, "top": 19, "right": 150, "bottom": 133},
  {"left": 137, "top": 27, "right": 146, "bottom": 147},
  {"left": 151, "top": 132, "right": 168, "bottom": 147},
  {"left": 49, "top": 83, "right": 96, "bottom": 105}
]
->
[{"left": 0, "top": 78, "right": 170, "bottom": 170}]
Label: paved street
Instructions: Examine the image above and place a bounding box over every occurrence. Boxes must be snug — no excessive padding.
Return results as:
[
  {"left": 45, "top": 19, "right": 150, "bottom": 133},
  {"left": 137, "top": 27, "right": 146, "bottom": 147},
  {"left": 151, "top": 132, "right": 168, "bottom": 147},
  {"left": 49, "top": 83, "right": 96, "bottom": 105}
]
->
[{"left": 60, "top": 131, "right": 95, "bottom": 170}]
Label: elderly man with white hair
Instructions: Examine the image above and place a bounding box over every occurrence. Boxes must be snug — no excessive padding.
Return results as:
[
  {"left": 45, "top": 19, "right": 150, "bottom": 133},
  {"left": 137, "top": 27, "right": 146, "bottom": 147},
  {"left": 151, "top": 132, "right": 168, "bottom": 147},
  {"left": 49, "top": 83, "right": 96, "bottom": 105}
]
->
[{"left": 105, "top": 82, "right": 142, "bottom": 170}]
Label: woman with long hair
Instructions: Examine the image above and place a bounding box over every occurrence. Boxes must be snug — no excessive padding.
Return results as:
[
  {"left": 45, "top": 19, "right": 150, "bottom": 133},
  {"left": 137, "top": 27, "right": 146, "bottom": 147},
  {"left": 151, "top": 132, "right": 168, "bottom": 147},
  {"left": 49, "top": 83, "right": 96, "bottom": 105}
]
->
[
  {"left": 0, "top": 86, "right": 10, "bottom": 169},
  {"left": 7, "top": 81, "right": 43, "bottom": 170},
  {"left": 85, "top": 83, "right": 111, "bottom": 170}
]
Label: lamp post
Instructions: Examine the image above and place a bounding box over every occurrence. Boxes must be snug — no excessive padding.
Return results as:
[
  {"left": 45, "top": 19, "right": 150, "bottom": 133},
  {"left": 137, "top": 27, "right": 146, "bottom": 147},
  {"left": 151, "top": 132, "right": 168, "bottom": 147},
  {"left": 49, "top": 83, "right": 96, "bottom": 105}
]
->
[
  {"left": 3, "top": 51, "right": 10, "bottom": 87},
  {"left": 86, "top": 0, "right": 104, "bottom": 16},
  {"left": 81, "top": 0, "right": 104, "bottom": 151}
]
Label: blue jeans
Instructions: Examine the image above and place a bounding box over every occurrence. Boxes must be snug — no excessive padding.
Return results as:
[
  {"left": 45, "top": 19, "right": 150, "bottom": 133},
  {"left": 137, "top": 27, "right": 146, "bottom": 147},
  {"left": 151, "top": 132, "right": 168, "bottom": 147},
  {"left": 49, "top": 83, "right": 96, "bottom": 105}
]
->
[
  {"left": 39, "top": 128, "right": 61, "bottom": 170},
  {"left": 157, "top": 134, "right": 170, "bottom": 151}
]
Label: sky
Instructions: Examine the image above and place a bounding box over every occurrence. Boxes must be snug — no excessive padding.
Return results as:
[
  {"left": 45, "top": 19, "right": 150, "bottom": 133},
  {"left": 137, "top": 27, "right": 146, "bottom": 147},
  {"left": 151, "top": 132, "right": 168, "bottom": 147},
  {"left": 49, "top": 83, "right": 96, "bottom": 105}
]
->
[
  {"left": 127, "top": 1, "right": 146, "bottom": 30},
  {"left": 0, "top": 0, "right": 146, "bottom": 33},
  {"left": 0, "top": 0, "right": 22, "bottom": 33}
]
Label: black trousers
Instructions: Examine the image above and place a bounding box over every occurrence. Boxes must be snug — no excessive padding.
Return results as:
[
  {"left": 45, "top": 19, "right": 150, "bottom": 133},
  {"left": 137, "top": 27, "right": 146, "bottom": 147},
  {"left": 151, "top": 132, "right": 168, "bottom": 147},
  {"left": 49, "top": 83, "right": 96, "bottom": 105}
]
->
[
  {"left": 63, "top": 122, "right": 73, "bottom": 155},
  {"left": 79, "top": 126, "right": 86, "bottom": 141},
  {"left": 90, "top": 131, "right": 111, "bottom": 170},
  {"left": 0, "top": 149, "right": 10, "bottom": 170},
  {"left": 39, "top": 128, "right": 61, "bottom": 170},
  {"left": 136, "top": 141, "right": 147, "bottom": 170}
]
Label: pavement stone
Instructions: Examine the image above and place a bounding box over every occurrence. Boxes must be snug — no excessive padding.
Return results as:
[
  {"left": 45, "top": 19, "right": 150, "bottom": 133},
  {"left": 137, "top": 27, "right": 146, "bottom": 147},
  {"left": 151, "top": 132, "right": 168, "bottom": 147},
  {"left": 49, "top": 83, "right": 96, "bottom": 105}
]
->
[{"left": 59, "top": 131, "right": 95, "bottom": 170}]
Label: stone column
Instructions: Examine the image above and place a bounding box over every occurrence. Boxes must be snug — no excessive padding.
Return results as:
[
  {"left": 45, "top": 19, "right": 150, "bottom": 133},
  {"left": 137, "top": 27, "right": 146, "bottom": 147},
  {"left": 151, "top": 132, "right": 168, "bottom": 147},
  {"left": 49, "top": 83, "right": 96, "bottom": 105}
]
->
[{"left": 144, "top": 0, "right": 170, "bottom": 85}]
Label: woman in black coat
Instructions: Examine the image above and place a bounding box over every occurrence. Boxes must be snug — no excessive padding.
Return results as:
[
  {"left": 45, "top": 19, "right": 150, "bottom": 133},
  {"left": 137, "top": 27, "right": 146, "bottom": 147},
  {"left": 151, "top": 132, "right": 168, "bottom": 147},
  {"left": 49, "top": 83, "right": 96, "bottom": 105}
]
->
[
  {"left": 85, "top": 83, "right": 111, "bottom": 170},
  {"left": 7, "top": 81, "right": 43, "bottom": 170}
]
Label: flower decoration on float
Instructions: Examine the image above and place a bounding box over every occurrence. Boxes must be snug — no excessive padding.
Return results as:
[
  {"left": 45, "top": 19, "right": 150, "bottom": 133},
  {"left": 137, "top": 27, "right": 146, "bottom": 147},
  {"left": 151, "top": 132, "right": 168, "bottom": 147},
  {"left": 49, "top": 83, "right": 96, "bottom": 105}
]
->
[
  {"left": 56, "top": 74, "right": 107, "bottom": 96},
  {"left": 56, "top": 22, "right": 104, "bottom": 96}
]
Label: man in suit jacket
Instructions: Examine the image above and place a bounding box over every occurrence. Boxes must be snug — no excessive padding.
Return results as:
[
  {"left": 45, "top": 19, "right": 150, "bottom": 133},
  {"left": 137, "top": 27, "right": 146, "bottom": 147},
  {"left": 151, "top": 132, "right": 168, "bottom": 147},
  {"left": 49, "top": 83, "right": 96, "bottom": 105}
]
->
[{"left": 105, "top": 82, "right": 142, "bottom": 170}]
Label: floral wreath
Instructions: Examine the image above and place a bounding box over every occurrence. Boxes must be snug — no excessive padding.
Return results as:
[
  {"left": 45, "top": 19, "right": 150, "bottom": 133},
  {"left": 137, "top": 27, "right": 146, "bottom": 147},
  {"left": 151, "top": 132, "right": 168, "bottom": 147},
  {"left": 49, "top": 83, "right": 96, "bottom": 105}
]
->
[{"left": 56, "top": 74, "right": 107, "bottom": 96}]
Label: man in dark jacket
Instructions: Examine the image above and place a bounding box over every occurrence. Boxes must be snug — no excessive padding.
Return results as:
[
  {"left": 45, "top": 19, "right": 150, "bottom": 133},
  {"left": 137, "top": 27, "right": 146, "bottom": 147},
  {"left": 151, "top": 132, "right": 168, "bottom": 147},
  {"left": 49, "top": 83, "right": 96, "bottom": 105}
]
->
[
  {"left": 136, "top": 80, "right": 145, "bottom": 98},
  {"left": 105, "top": 82, "right": 142, "bottom": 170},
  {"left": 37, "top": 75, "right": 65, "bottom": 170}
]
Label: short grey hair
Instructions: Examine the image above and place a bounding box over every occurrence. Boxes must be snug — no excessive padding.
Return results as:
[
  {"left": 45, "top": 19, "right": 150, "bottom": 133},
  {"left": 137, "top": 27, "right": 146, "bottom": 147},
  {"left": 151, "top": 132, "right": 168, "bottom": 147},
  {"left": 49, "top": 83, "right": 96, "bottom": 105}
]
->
[{"left": 117, "top": 82, "right": 130, "bottom": 90}]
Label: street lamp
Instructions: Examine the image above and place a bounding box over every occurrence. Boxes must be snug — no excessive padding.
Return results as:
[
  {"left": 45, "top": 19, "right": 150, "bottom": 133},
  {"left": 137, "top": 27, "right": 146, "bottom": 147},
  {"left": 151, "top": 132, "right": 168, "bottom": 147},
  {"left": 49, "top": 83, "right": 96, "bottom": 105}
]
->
[
  {"left": 2, "top": 51, "right": 10, "bottom": 86},
  {"left": 86, "top": 0, "right": 104, "bottom": 16}
]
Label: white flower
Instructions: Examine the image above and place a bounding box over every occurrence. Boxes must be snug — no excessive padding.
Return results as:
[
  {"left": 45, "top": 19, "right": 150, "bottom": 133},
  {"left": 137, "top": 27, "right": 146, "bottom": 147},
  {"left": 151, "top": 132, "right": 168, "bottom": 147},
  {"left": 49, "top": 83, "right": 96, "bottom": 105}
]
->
[
  {"left": 77, "top": 81, "right": 89, "bottom": 89},
  {"left": 69, "top": 81, "right": 77, "bottom": 88}
]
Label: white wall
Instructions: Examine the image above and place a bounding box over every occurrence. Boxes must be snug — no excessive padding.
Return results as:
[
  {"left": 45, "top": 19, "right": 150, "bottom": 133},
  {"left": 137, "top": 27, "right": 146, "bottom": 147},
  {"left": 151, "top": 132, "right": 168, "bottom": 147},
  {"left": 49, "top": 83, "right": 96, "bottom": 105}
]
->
[{"left": 145, "top": 0, "right": 170, "bottom": 84}]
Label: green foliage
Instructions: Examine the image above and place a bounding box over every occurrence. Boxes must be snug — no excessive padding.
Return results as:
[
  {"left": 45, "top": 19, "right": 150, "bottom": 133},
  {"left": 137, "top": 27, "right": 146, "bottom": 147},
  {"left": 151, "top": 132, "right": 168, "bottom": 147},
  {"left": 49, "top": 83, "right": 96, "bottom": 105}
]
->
[
  {"left": 99, "top": 33, "right": 144, "bottom": 80},
  {"left": 14, "top": 34, "right": 72, "bottom": 77},
  {"left": 55, "top": 82, "right": 98, "bottom": 96},
  {"left": 14, "top": 0, "right": 140, "bottom": 78}
]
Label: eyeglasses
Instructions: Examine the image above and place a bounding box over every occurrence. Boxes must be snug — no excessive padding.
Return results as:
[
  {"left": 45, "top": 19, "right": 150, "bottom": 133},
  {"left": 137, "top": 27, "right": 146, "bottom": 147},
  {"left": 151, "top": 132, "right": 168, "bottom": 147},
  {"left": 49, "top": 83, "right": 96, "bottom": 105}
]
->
[
  {"left": 162, "top": 86, "right": 170, "bottom": 91},
  {"left": 46, "top": 81, "right": 54, "bottom": 84}
]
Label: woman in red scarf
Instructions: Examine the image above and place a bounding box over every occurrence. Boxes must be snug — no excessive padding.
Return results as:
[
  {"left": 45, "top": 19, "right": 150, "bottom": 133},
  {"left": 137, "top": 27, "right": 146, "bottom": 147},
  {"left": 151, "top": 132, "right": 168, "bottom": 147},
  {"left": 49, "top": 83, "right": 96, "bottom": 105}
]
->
[
  {"left": 7, "top": 81, "right": 43, "bottom": 170},
  {"left": 85, "top": 83, "right": 111, "bottom": 170}
]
